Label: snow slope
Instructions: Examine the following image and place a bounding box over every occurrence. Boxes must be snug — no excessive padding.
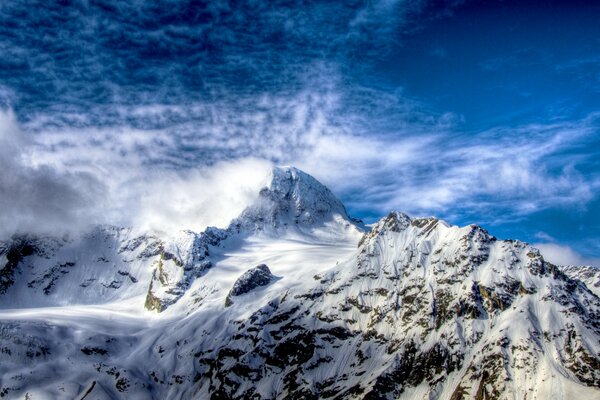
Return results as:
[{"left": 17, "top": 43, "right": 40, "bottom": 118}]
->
[{"left": 0, "top": 167, "right": 599, "bottom": 400}]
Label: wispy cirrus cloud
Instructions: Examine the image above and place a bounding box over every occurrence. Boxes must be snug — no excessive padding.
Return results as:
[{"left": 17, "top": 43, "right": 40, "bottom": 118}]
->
[{"left": 300, "top": 110, "right": 600, "bottom": 225}]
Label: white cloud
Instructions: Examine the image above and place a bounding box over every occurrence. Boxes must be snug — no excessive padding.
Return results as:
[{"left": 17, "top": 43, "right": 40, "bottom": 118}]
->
[
  {"left": 0, "top": 111, "right": 274, "bottom": 239},
  {"left": 131, "top": 158, "right": 272, "bottom": 236},
  {"left": 535, "top": 242, "right": 600, "bottom": 268},
  {"left": 0, "top": 110, "right": 107, "bottom": 239}
]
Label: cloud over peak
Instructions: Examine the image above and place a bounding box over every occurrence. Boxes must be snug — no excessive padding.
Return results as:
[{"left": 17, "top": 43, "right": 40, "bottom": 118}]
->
[{"left": 0, "top": 110, "right": 106, "bottom": 238}]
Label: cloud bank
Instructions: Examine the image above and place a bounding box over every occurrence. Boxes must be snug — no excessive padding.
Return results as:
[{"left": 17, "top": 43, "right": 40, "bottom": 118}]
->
[
  {"left": 132, "top": 158, "right": 272, "bottom": 236},
  {"left": 0, "top": 109, "right": 278, "bottom": 238},
  {"left": 0, "top": 110, "right": 106, "bottom": 238},
  {"left": 535, "top": 243, "right": 600, "bottom": 268}
]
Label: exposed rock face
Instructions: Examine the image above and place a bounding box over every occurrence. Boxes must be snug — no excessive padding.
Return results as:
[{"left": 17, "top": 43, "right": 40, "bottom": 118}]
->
[
  {"left": 0, "top": 237, "right": 38, "bottom": 294},
  {"left": 225, "top": 264, "right": 274, "bottom": 307}
]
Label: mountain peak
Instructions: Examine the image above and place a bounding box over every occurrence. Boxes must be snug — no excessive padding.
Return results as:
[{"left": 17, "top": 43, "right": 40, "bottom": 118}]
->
[{"left": 228, "top": 166, "right": 356, "bottom": 233}]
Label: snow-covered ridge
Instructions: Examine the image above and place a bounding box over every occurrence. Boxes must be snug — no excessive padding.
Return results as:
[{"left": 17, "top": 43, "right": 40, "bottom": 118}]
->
[{"left": 0, "top": 166, "right": 599, "bottom": 399}]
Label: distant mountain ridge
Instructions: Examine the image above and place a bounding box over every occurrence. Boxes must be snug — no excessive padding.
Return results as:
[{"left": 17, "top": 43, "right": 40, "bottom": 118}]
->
[{"left": 0, "top": 166, "right": 599, "bottom": 399}]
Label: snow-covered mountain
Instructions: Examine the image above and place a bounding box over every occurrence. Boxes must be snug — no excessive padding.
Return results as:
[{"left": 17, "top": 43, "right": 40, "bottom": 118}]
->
[{"left": 0, "top": 166, "right": 599, "bottom": 399}]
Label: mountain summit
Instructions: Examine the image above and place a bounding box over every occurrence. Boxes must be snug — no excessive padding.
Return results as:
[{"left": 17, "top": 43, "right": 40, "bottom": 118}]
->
[
  {"left": 0, "top": 167, "right": 599, "bottom": 399},
  {"left": 230, "top": 166, "right": 358, "bottom": 233}
]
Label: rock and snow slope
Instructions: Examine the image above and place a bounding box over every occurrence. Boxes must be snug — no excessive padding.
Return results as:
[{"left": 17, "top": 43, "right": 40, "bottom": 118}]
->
[
  {"left": 0, "top": 167, "right": 599, "bottom": 399},
  {"left": 559, "top": 265, "right": 600, "bottom": 298}
]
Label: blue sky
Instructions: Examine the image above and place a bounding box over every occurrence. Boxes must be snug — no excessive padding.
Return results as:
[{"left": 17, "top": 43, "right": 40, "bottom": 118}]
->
[{"left": 0, "top": 0, "right": 599, "bottom": 265}]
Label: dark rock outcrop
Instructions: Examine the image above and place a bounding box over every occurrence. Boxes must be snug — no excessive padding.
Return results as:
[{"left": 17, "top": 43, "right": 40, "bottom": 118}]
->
[{"left": 225, "top": 264, "right": 274, "bottom": 307}]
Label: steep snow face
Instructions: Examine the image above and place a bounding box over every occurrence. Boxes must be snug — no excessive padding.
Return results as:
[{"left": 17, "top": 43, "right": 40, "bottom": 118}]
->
[{"left": 0, "top": 169, "right": 599, "bottom": 400}]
